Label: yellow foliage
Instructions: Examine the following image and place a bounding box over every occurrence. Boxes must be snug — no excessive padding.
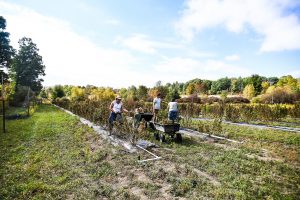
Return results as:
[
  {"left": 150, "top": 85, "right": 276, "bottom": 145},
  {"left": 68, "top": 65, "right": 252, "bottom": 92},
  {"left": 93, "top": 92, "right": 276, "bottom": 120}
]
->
[
  {"left": 186, "top": 83, "right": 195, "bottom": 95},
  {"left": 267, "top": 85, "right": 293, "bottom": 95},
  {"left": 261, "top": 81, "right": 270, "bottom": 93},
  {"left": 71, "top": 87, "right": 85, "bottom": 100},
  {"left": 243, "top": 84, "right": 255, "bottom": 100},
  {"left": 266, "top": 85, "right": 276, "bottom": 94},
  {"left": 148, "top": 88, "right": 158, "bottom": 98},
  {"left": 89, "top": 87, "right": 115, "bottom": 101}
]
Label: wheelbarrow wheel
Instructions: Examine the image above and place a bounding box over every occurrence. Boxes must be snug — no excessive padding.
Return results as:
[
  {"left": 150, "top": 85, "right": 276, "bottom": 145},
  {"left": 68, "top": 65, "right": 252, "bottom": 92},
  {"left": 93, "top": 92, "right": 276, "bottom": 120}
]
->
[
  {"left": 149, "top": 122, "right": 156, "bottom": 130},
  {"left": 175, "top": 133, "right": 182, "bottom": 143},
  {"left": 160, "top": 134, "right": 166, "bottom": 143},
  {"left": 170, "top": 132, "right": 175, "bottom": 139},
  {"left": 154, "top": 132, "right": 159, "bottom": 140}
]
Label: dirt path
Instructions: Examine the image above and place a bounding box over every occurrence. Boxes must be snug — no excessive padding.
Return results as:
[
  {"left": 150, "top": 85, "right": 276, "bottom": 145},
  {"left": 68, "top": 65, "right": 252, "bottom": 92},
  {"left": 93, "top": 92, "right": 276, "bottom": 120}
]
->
[
  {"left": 193, "top": 117, "right": 300, "bottom": 133},
  {"left": 54, "top": 104, "right": 137, "bottom": 152},
  {"left": 179, "top": 127, "right": 242, "bottom": 143}
]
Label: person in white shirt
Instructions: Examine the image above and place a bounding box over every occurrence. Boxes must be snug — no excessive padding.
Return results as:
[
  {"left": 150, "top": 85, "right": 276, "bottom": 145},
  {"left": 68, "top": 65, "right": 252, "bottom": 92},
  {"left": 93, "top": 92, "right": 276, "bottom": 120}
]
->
[
  {"left": 167, "top": 98, "right": 178, "bottom": 122},
  {"left": 152, "top": 93, "right": 162, "bottom": 122},
  {"left": 108, "top": 95, "right": 128, "bottom": 125}
]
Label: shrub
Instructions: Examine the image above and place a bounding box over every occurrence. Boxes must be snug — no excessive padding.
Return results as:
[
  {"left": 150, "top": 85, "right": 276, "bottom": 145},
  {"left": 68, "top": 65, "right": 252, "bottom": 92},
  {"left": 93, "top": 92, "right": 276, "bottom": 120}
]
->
[
  {"left": 177, "top": 95, "right": 201, "bottom": 103},
  {"left": 201, "top": 103, "right": 224, "bottom": 119},
  {"left": 261, "top": 86, "right": 296, "bottom": 104},
  {"left": 200, "top": 96, "right": 221, "bottom": 104},
  {"left": 225, "top": 96, "right": 250, "bottom": 103},
  {"left": 288, "top": 104, "right": 300, "bottom": 118},
  {"left": 224, "top": 104, "right": 240, "bottom": 122},
  {"left": 239, "top": 104, "right": 255, "bottom": 122},
  {"left": 53, "top": 97, "right": 70, "bottom": 109},
  {"left": 52, "top": 85, "right": 65, "bottom": 99},
  {"left": 251, "top": 96, "right": 262, "bottom": 103}
]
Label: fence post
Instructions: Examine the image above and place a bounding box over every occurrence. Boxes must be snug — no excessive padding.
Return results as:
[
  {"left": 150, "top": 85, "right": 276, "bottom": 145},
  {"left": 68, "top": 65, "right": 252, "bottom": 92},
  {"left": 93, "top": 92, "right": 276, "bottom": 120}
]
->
[
  {"left": 2, "top": 99, "right": 5, "bottom": 133},
  {"left": 1, "top": 72, "right": 5, "bottom": 133}
]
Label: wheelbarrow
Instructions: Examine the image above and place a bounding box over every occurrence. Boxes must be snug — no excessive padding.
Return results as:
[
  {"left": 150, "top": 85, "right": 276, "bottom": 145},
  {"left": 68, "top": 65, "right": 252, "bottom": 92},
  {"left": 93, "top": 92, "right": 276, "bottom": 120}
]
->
[
  {"left": 134, "top": 113, "right": 154, "bottom": 128},
  {"left": 153, "top": 122, "right": 182, "bottom": 142}
]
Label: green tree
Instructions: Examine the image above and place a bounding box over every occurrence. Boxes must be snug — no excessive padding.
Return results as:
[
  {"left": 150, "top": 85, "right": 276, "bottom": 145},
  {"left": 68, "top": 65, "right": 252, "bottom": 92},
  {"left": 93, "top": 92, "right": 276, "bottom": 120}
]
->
[
  {"left": 231, "top": 78, "right": 238, "bottom": 94},
  {"left": 52, "top": 85, "right": 65, "bottom": 99},
  {"left": 186, "top": 83, "right": 195, "bottom": 95},
  {"left": 127, "top": 85, "right": 138, "bottom": 100},
  {"left": 0, "top": 16, "right": 15, "bottom": 81},
  {"left": 243, "top": 84, "right": 255, "bottom": 100},
  {"left": 277, "top": 75, "right": 298, "bottom": 90},
  {"left": 261, "top": 81, "right": 270, "bottom": 94},
  {"left": 203, "top": 80, "right": 212, "bottom": 94},
  {"left": 45, "top": 87, "right": 53, "bottom": 99},
  {"left": 166, "top": 87, "right": 180, "bottom": 101},
  {"left": 137, "top": 85, "right": 148, "bottom": 100},
  {"left": 63, "top": 85, "right": 72, "bottom": 97},
  {"left": 210, "top": 77, "right": 231, "bottom": 94},
  {"left": 153, "top": 81, "right": 169, "bottom": 98},
  {"left": 119, "top": 88, "right": 128, "bottom": 100},
  {"left": 243, "top": 74, "right": 265, "bottom": 95},
  {"left": 11, "top": 37, "right": 45, "bottom": 92},
  {"left": 267, "top": 77, "right": 279, "bottom": 85},
  {"left": 231, "top": 77, "right": 243, "bottom": 93},
  {"left": 39, "top": 87, "right": 47, "bottom": 98}
]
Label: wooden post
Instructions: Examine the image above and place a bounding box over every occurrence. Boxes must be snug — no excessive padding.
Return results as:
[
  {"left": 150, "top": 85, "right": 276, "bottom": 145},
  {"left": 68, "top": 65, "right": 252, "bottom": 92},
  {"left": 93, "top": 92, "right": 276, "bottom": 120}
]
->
[
  {"left": 1, "top": 73, "right": 5, "bottom": 133},
  {"left": 27, "top": 87, "right": 30, "bottom": 117},
  {"left": 27, "top": 102, "right": 30, "bottom": 117},
  {"left": 2, "top": 98, "right": 5, "bottom": 133}
]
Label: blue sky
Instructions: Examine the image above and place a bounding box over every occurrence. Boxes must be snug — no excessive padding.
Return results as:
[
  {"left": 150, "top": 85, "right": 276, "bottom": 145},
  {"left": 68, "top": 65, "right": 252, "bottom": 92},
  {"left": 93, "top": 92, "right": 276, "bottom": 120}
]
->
[{"left": 1, "top": 0, "right": 300, "bottom": 87}]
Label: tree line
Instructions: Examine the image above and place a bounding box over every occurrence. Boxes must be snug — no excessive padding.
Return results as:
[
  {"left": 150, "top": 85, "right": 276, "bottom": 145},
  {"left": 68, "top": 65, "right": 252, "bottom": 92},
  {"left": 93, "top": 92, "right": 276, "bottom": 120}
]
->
[{"left": 45, "top": 73, "right": 300, "bottom": 105}]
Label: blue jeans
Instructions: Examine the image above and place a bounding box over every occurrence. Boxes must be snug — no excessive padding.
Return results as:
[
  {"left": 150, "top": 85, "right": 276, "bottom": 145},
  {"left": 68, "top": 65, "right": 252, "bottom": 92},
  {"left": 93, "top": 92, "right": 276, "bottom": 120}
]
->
[
  {"left": 168, "top": 111, "right": 178, "bottom": 121},
  {"left": 109, "top": 112, "right": 122, "bottom": 124}
]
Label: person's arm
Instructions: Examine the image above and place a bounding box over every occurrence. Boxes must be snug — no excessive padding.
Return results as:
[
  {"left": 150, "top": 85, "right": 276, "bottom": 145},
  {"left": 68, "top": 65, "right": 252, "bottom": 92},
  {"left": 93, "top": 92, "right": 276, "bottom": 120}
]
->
[
  {"left": 109, "top": 102, "right": 114, "bottom": 113},
  {"left": 121, "top": 106, "right": 128, "bottom": 113}
]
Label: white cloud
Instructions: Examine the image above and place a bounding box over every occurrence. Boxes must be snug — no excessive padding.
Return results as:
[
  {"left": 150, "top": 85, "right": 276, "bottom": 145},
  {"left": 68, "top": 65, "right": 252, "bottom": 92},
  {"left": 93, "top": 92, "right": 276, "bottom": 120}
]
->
[
  {"left": 0, "top": 0, "right": 233, "bottom": 88},
  {"left": 0, "top": 1, "right": 138, "bottom": 88},
  {"left": 105, "top": 19, "right": 120, "bottom": 26},
  {"left": 115, "top": 34, "right": 182, "bottom": 54},
  {"left": 176, "top": 0, "right": 300, "bottom": 52},
  {"left": 225, "top": 54, "right": 240, "bottom": 61},
  {"left": 152, "top": 57, "right": 251, "bottom": 82}
]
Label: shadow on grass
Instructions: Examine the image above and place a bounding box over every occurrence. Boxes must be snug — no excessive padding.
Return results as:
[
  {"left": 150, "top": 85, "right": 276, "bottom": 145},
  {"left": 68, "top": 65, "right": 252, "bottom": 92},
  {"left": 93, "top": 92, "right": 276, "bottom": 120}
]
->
[{"left": 5, "top": 114, "right": 29, "bottom": 120}]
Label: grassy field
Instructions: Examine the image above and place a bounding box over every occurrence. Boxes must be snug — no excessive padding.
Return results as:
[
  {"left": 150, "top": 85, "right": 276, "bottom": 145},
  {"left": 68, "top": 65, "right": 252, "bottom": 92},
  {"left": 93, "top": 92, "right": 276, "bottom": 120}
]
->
[{"left": 0, "top": 104, "right": 299, "bottom": 199}]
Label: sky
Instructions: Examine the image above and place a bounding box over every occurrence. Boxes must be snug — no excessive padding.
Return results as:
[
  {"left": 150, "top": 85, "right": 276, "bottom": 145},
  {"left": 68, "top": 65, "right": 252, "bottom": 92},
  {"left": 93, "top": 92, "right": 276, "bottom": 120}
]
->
[{"left": 1, "top": 0, "right": 300, "bottom": 88}]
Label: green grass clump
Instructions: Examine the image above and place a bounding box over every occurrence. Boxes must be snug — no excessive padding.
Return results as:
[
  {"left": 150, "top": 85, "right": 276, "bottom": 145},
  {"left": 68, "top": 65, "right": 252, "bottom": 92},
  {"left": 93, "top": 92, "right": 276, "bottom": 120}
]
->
[{"left": 0, "top": 105, "right": 115, "bottom": 199}]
